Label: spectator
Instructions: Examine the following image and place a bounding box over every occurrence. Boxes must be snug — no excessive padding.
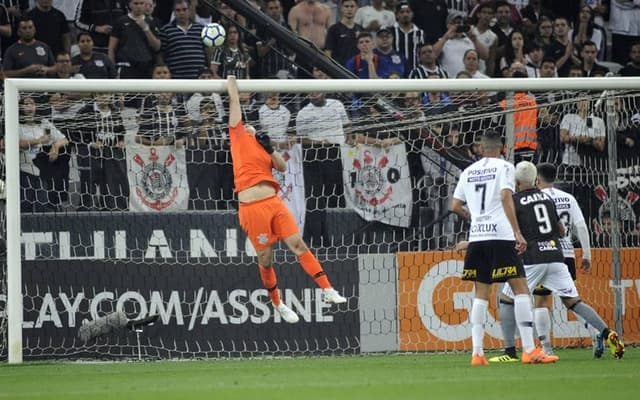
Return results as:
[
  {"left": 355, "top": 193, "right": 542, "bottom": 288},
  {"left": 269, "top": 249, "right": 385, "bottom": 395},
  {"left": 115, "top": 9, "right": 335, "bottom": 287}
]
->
[
  {"left": 559, "top": 97, "right": 605, "bottom": 167},
  {"left": 619, "top": 41, "right": 640, "bottom": 77},
  {"left": 71, "top": 31, "right": 116, "bottom": 79},
  {"left": 74, "top": 0, "right": 127, "bottom": 54},
  {"left": 325, "top": 0, "right": 361, "bottom": 67},
  {"left": 408, "top": 0, "right": 447, "bottom": 45},
  {"left": 499, "top": 62, "right": 538, "bottom": 163},
  {"left": 0, "top": 3, "right": 11, "bottom": 59},
  {"left": 463, "top": 48, "right": 489, "bottom": 78},
  {"left": 534, "top": 15, "right": 554, "bottom": 48},
  {"left": 345, "top": 32, "right": 379, "bottom": 78},
  {"left": 433, "top": 12, "right": 488, "bottom": 79},
  {"left": 499, "top": 30, "right": 526, "bottom": 75},
  {"left": 422, "top": 74, "right": 452, "bottom": 107},
  {"left": 187, "top": 98, "right": 233, "bottom": 210},
  {"left": 492, "top": 1, "right": 515, "bottom": 48},
  {"left": 408, "top": 42, "right": 447, "bottom": 80},
  {"left": 137, "top": 91, "right": 190, "bottom": 147},
  {"left": 524, "top": 40, "right": 544, "bottom": 78},
  {"left": 354, "top": 0, "right": 395, "bottom": 33},
  {"left": 546, "top": 16, "right": 574, "bottom": 76},
  {"left": 580, "top": 40, "right": 608, "bottom": 77},
  {"left": 259, "top": 92, "right": 292, "bottom": 144},
  {"left": 388, "top": 2, "right": 424, "bottom": 74},
  {"left": 295, "top": 92, "right": 350, "bottom": 244},
  {"left": 52, "top": 50, "right": 84, "bottom": 79},
  {"left": 3, "top": 16, "right": 55, "bottom": 78},
  {"left": 74, "top": 93, "right": 128, "bottom": 211},
  {"left": 139, "top": 63, "right": 175, "bottom": 112},
  {"left": 613, "top": 97, "right": 640, "bottom": 159},
  {"left": 159, "top": 0, "right": 207, "bottom": 80},
  {"left": 520, "top": 0, "right": 551, "bottom": 39},
  {"left": 1, "top": 0, "right": 28, "bottom": 56},
  {"left": 470, "top": 1, "right": 497, "bottom": 75},
  {"left": 374, "top": 27, "right": 406, "bottom": 78},
  {"left": 288, "top": 0, "right": 331, "bottom": 49},
  {"left": 108, "top": 0, "right": 161, "bottom": 79},
  {"left": 569, "top": 5, "right": 605, "bottom": 60},
  {"left": 535, "top": 57, "right": 563, "bottom": 163},
  {"left": 609, "top": 0, "right": 640, "bottom": 65},
  {"left": 256, "top": 0, "right": 296, "bottom": 79},
  {"left": 18, "top": 95, "right": 67, "bottom": 212},
  {"left": 210, "top": 24, "right": 251, "bottom": 79},
  {"left": 27, "top": 0, "right": 69, "bottom": 56},
  {"left": 186, "top": 67, "right": 225, "bottom": 126}
]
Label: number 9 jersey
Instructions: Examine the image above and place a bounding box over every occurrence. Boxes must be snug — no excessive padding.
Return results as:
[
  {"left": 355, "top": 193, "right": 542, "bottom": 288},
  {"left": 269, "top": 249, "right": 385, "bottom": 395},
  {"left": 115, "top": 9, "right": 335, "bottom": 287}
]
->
[{"left": 513, "top": 188, "right": 564, "bottom": 264}]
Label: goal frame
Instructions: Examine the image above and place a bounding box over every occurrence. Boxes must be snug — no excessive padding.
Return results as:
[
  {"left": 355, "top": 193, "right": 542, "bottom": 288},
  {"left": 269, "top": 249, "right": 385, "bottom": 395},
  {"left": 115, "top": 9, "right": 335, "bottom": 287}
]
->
[{"left": 4, "top": 77, "right": 640, "bottom": 363}]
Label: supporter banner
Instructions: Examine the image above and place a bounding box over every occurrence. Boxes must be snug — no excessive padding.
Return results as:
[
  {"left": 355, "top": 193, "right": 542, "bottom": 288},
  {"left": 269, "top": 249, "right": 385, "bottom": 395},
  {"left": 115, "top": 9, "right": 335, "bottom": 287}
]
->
[
  {"left": 274, "top": 143, "right": 306, "bottom": 233},
  {"left": 398, "top": 249, "right": 640, "bottom": 351},
  {"left": 126, "top": 143, "right": 189, "bottom": 211},
  {"left": 341, "top": 143, "right": 412, "bottom": 227},
  {"left": 13, "top": 258, "right": 359, "bottom": 360}
]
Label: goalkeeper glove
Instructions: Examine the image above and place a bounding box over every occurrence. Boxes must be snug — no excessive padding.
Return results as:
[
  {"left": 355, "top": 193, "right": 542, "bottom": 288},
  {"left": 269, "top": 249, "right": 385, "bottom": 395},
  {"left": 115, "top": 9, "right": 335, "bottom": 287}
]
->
[{"left": 255, "top": 132, "right": 274, "bottom": 154}]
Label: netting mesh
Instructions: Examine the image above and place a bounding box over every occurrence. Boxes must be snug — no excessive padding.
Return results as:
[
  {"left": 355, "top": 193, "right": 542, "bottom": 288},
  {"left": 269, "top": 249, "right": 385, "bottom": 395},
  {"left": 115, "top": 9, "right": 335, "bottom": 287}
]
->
[{"left": 1, "top": 85, "right": 639, "bottom": 360}]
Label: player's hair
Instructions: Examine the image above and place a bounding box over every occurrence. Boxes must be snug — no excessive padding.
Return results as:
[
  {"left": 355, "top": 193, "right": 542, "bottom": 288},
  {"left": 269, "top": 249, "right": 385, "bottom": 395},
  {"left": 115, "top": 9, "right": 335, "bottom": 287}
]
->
[
  {"left": 515, "top": 161, "right": 537, "bottom": 186},
  {"left": 480, "top": 130, "right": 502, "bottom": 150},
  {"left": 537, "top": 162, "right": 557, "bottom": 184}
]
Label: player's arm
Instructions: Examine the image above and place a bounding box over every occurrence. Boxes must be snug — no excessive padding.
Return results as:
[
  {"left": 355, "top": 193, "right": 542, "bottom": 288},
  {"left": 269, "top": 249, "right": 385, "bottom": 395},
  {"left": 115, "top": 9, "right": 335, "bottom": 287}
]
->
[
  {"left": 502, "top": 189, "right": 526, "bottom": 253},
  {"left": 270, "top": 151, "right": 287, "bottom": 172},
  {"left": 450, "top": 198, "right": 470, "bottom": 221},
  {"left": 557, "top": 221, "right": 566, "bottom": 237},
  {"left": 227, "top": 75, "right": 241, "bottom": 127}
]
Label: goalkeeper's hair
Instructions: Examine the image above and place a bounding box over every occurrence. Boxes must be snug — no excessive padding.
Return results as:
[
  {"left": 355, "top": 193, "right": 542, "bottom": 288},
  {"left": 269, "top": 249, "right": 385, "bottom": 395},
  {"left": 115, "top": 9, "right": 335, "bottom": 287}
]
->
[{"left": 537, "top": 162, "right": 557, "bottom": 184}]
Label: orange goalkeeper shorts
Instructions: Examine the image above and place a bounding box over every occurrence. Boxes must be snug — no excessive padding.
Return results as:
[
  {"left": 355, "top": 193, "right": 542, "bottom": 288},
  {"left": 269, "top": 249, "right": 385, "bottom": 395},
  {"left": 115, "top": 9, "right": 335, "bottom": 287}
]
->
[{"left": 238, "top": 195, "right": 299, "bottom": 251}]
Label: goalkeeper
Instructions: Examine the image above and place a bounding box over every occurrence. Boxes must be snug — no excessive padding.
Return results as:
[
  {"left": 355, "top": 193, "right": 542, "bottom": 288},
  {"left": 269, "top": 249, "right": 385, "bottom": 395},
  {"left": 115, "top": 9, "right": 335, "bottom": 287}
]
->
[{"left": 226, "top": 76, "right": 347, "bottom": 323}]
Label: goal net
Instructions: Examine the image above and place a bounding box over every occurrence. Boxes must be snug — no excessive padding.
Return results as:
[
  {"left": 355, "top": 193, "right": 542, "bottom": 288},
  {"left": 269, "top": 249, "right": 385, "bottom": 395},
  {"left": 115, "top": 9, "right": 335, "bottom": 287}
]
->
[{"left": 1, "top": 78, "right": 639, "bottom": 362}]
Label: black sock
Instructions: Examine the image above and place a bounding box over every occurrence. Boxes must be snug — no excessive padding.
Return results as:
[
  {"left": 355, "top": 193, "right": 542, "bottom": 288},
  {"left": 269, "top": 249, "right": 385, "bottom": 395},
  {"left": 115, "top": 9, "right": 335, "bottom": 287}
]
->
[{"left": 505, "top": 346, "right": 517, "bottom": 358}]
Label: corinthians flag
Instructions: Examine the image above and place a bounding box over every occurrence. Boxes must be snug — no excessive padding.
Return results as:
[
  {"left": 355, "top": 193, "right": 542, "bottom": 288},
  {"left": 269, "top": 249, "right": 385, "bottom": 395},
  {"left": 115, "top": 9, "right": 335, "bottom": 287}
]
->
[
  {"left": 342, "top": 143, "right": 413, "bottom": 227},
  {"left": 127, "top": 143, "right": 189, "bottom": 211}
]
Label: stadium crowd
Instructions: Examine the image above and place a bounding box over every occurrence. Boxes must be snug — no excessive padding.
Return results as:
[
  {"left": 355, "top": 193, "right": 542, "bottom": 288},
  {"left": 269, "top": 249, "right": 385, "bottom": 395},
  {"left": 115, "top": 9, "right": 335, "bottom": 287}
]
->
[{"left": 2, "top": 0, "right": 640, "bottom": 248}]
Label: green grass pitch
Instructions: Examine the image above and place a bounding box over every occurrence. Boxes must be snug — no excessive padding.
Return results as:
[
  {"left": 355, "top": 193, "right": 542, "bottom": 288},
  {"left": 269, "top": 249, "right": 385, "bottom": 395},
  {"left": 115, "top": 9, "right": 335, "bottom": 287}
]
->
[{"left": 1, "top": 348, "right": 638, "bottom": 400}]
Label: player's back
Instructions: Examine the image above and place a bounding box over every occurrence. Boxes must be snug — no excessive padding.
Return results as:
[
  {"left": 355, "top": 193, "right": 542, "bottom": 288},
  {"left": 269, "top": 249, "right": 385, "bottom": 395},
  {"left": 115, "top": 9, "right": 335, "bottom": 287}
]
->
[
  {"left": 453, "top": 157, "right": 515, "bottom": 242},
  {"left": 541, "top": 186, "right": 584, "bottom": 258},
  {"left": 513, "top": 187, "right": 564, "bottom": 264}
]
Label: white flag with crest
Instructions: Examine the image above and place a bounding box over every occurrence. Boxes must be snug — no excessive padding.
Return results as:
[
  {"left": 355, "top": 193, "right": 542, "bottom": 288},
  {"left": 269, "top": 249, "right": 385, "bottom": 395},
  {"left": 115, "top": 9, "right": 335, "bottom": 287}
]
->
[
  {"left": 127, "top": 143, "right": 189, "bottom": 211},
  {"left": 341, "top": 143, "right": 412, "bottom": 227}
]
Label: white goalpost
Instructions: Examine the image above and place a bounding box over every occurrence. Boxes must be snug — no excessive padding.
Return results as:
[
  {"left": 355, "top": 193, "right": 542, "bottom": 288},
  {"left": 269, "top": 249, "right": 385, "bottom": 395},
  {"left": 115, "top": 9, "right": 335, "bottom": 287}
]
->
[{"left": 3, "top": 77, "right": 640, "bottom": 363}]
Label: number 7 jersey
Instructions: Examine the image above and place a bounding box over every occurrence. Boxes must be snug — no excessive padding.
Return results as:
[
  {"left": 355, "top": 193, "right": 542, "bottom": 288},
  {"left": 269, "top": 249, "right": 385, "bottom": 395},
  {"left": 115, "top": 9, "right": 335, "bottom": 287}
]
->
[{"left": 453, "top": 157, "right": 516, "bottom": 242}]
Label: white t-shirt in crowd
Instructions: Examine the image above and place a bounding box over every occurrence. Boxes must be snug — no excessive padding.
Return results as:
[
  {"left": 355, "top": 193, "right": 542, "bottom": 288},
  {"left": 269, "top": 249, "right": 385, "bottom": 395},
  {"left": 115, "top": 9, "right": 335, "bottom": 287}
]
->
[
  {"left": 440, "top": 36, "right": 475, "bottom": 78},
  {"left": 471, "top": 26, "right": 497, "bottom": 74},
  {"left": 259, "top": 104, "right": 291, "bottom": 143},
  {"left": 19, "top": 119, "right": 65, "bottom": 176},
  {"left": 296, "top": 99, "right": 349, "bottom": 145},
  {"left": 559, "top": 113, "right": 605, "bottom": 166},
  {"left": 354, "top": 6, "right": 395, "bottom": 31}
]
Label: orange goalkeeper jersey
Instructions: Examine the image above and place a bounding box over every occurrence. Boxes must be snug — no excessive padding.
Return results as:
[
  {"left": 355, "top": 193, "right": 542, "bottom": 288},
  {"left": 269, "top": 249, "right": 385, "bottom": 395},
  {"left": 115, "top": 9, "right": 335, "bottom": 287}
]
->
[{"left": 229, "top": 121, "right": 280, "bottom": 193}]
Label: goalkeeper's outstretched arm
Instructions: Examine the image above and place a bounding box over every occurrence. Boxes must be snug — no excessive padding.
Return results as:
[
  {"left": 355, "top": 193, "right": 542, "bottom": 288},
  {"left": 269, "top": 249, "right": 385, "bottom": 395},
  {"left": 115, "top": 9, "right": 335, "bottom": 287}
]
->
[{"left": 227, "top": 75, "right": 242, "bottom": 127}]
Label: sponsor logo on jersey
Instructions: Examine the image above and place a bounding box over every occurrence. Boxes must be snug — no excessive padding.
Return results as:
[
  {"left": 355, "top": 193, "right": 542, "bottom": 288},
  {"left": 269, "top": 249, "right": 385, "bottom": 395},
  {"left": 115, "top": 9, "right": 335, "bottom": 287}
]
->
[
  {"left": 462, "top": 269, "right": 477, "bottom": 279},
  {"left": 471, "top": 223, "right": 498, "bottom": 233},
  {"left": 538, "top": 240, "right": 558, "bottom": 251},
  {"left": 491, "top": 265, "right": 518, "bottom": 279},
  {"left": 519, "top": 192, "right": 548, "bottom": 205}
]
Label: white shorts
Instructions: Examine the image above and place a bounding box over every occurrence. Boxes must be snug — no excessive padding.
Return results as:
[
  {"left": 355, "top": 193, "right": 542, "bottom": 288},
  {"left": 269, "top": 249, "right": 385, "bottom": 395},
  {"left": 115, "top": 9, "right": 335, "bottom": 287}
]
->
[{"left": 502, "top": 262, "right": 579, "bottom": 299}]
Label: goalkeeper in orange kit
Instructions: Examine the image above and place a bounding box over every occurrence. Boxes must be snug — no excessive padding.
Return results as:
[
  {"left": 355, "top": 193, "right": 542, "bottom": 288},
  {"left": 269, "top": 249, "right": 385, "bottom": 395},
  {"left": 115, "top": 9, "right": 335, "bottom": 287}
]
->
[{"left": 226, "top": 76, "right": 347, "bottom": 323}]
